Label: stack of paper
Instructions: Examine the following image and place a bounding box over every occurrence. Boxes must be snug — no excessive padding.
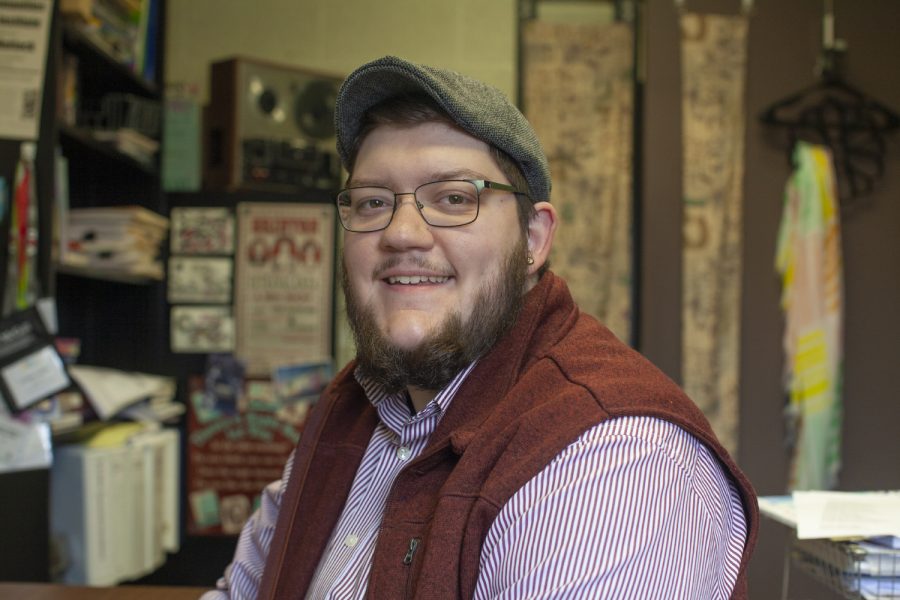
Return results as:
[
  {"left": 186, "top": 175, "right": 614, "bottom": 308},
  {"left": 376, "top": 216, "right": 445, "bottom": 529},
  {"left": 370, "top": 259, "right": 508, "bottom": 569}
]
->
[
  {"left": 61, "top": 206, "right": 169, "bottom": 281},
  {"left": 67, "top": 364, "right": 176, "bottom": 421},
  {"left": 92, "top": 128, "right": 160, "bottom": 166},
  {"left": 792, "top": 490, "right": 900, "bottom": 541},
  {"left": 50, "top": 423, "right": 180, "bottom": 585}
]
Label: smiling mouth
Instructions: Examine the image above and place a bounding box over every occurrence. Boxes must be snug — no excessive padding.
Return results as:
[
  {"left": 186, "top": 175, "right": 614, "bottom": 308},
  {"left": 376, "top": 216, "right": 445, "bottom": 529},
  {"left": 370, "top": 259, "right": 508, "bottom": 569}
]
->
[{"left": 385, "top": 275, "right": 451, "bottom": 285}]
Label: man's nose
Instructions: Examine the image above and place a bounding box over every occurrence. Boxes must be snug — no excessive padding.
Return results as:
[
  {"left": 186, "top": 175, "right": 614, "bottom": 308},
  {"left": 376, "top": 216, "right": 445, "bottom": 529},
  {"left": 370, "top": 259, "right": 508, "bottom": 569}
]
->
[
  {"left": 391, "top": 193, "right": 428, "bottom": 226},
  {"left": 381, "top": 193, "right": 432, "bottom": 248}
]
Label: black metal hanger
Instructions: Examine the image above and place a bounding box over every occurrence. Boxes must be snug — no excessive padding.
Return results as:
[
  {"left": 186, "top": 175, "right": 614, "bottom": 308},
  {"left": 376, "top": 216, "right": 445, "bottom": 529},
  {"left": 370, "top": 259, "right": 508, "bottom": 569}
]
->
[{"left": 759, "top": 1, "right": 900, "bottom": 208}]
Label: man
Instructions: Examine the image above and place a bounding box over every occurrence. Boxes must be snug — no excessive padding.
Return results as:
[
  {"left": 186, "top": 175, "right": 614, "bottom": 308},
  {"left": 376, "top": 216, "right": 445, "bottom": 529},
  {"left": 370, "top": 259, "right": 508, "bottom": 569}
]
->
[{"left": 205, "top": 56, "right": 758, "bottom": 599}]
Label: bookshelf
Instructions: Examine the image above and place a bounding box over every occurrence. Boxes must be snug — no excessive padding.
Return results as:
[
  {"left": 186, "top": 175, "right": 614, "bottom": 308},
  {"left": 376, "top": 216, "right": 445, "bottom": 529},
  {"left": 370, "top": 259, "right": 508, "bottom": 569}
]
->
[
  {"left": 51, "top": 0, "right": 190, "bottom": 588},
  {"left": 0, "top": 0, "right": 175, "bottom": 586},
  {"left": 60, "top": 22, "right": 159, "bottom": 97},
  {"left": 52, "top": 0, "right": 169, "bottom": 372},
  {"left": 3, "top": 2, "right": 339, "bottom": 588}
]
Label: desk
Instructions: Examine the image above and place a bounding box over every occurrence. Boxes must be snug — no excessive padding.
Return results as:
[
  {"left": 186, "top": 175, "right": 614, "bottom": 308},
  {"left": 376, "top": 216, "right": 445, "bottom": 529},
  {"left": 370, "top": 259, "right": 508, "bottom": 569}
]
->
[{"left": 0, "top": 583, "right": 208, "bottom": 599}]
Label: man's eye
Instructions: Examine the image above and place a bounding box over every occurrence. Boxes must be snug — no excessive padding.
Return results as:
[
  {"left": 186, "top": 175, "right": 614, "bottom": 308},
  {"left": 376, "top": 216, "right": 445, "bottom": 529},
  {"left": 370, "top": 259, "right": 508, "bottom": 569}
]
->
[
  {"left": 439, "top": 193, "right": 474, "bottom": 206},
  {"left": 362, "top": 198, "right": 385, "bottom": 209}
]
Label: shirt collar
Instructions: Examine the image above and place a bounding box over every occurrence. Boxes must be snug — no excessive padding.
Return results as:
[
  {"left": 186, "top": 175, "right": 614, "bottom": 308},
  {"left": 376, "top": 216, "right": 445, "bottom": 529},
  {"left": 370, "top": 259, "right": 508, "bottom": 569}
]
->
[{"left": 354, "top": 362, "right": 478, "bottom": 426}]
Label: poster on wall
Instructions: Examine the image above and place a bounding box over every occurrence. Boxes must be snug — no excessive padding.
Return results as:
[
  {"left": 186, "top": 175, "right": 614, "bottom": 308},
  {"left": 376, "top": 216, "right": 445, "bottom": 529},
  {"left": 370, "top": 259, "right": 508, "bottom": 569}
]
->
[
  {"left": 170, "top": 305, "right": 235, "bottom": 353},
  {"left": 185, "top": 358, "right": 331, "bottom": 535},
  {"left": 234, "top": 202, "right": 334, "bottom": 376},
  {"left": 185, "top": 374, "right": 295, "bottom": 535},
  {"left": 0, "top": 0, "right": 53, "bottom": 141},
  {"left": 170, "top": 207, "right": 235, "bottom": 255},
  {"left": 167, "top": 256, "right": 233, "bottom": 303}
]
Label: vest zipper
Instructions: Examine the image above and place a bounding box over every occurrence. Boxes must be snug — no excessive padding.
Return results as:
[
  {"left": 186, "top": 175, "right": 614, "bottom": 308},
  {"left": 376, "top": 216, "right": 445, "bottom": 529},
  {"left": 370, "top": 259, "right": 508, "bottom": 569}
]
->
[
  {"left": 403, "top": 537, "right": 420, "bottom": 565},
  {"left": 403, "top": 537, "right": 421, "bottom": 598}
]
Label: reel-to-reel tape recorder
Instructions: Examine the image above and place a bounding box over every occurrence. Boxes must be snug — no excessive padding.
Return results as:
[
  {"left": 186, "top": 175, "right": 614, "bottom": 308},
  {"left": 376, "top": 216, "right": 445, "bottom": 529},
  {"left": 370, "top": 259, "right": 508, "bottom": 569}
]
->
[{"left": 203, "top": 57, "right": 344, "bottom": 192}]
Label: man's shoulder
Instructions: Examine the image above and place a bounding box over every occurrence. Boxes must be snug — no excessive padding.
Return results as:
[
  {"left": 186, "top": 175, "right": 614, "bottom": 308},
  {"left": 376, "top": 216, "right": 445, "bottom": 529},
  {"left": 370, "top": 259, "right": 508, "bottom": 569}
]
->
[
  {"left": 525, "top": 310, "right": 688, "bottom": 411},
  {"left": 569, "top": 415, "right": 715, "bottom": 474},
  {"left": 511, "top": 307, "right": 726, "bottom": 461}
]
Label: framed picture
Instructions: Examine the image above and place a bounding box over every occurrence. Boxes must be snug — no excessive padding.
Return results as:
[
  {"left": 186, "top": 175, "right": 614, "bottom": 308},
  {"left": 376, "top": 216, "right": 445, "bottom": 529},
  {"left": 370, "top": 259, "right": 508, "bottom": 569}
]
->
[
  {"left": 167, "top": 256, "right": 233, "bottom": 303},
  {"left": 0, "top": 307, "right": 71, "bottom": 412},
  {"left": 170, "top": 207, "right": 235, "bottom": 255},
  {"left": 170, "top": 306, "right": 235, "bottom": 353}
]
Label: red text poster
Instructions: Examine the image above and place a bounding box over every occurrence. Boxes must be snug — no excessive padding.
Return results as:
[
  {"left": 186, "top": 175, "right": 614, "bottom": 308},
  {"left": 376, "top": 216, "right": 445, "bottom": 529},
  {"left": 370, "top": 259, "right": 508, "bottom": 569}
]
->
[{"left": 234, "top": 202, "right": 334, "bottom": 376}]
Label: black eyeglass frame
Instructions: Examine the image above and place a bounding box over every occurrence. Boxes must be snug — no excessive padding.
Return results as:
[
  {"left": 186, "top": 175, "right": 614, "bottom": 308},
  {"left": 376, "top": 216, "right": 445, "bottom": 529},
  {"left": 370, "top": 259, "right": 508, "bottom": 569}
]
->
[{"left": 335, "top": 179, "right": 529, "bottom": 233}]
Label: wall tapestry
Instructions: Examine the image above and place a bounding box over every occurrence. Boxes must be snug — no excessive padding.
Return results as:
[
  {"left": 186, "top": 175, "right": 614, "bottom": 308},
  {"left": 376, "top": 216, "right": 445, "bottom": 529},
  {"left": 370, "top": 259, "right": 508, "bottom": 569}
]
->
[
  {"left": 680, "top": 13, "right": 748, "bottom": 455},
  {"left": 522, "top": 19, "right": 634, "bottom": 343}
]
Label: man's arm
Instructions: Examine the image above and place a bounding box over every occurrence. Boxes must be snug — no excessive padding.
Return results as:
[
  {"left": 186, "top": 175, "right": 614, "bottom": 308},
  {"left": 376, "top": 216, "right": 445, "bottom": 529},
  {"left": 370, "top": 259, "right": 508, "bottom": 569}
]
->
[
  {"left": 200, "top": 452, "right": 294, "bottom": 600},
  {"left": 473, "top": 416, "right": 748, "bottom": 600}
]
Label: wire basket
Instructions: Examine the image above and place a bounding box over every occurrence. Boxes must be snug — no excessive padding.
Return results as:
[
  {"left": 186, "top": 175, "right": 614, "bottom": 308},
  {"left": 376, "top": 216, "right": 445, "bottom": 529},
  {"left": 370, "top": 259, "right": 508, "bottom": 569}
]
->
[{"left": 793, "top": 538, "right": 900, "bottom": 599}]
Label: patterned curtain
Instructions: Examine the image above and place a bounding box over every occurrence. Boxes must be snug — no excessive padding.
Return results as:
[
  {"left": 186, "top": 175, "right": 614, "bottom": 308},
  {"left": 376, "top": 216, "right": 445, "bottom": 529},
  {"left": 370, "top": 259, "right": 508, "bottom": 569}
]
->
[
  {"left": 522, "top": 20, "right": 635, "bottom": 343},
  {"left": 680, "top": 13, "right": 748, "bottom": 455}
]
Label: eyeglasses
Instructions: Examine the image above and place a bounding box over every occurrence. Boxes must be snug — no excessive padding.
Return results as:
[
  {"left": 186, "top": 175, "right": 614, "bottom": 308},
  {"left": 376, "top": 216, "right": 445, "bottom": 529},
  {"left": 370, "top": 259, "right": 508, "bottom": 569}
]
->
[{"left": 335, "top": 179, "right": 528, "bottom": 233}]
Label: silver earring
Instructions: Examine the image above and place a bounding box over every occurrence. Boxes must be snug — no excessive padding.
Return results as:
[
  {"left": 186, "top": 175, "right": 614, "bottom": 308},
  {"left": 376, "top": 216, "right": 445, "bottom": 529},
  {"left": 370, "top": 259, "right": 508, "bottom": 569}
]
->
[{"left": 527, "top": 253, "right": 535, "bottom": 265}]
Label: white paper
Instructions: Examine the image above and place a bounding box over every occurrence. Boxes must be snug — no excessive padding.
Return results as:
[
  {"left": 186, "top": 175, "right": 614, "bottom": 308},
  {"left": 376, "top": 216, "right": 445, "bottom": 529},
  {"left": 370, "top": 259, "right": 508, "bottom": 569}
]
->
[
  {"left": 0, "top": 0, "right": 53, "bottom": 140},
  {"left": 794, "top": 490, "right": 900, "bottom": 540},
  {"left": 68, "top": 365, "right": 175, "bottom": 420},
  {"left": 1, "top": 345, "right": 70, "bottom": 409},
  {"left": 758, "top": 495, "right": 797, "bottom": 528},
  {"left": 0, "top": 414, "right": 51, "bottom": 472},
  {"left": 35, "top": 296, "right": 57, "bottom": 334}
]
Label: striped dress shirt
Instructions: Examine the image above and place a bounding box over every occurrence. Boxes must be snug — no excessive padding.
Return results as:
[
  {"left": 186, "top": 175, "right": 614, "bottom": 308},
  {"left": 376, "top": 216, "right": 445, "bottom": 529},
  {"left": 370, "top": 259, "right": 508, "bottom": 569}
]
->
[{"left": 202, "top": 364, "right": 747, "bottom": 599}]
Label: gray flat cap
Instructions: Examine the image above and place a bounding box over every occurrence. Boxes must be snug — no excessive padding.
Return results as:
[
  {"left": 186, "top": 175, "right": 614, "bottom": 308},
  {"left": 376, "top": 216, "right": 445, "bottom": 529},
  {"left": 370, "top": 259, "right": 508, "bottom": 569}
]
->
[{"left": 335, "top": 55, "right": 551, "bottom": 201}]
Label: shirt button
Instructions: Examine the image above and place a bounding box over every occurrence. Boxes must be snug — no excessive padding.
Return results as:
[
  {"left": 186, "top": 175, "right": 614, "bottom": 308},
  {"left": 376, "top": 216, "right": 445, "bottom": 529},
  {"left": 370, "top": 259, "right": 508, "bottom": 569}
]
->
[
  {"left": 344, "top": 533, "right": 359, "bottom": 548},
  {"left": 396, "top": 446, "right": 411, "bottom": 461}
]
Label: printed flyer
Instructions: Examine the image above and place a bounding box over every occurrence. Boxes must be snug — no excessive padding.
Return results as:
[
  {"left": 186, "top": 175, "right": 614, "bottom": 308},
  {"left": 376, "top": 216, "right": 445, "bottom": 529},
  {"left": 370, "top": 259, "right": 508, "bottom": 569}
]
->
[{"left": 234, "top": 202, "right": 334, "bottom": 376}]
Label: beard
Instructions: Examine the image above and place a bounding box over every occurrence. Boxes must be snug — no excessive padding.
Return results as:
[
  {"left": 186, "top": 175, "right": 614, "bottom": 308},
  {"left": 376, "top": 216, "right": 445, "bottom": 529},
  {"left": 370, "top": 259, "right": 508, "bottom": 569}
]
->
[{"left": 341, "top": 238, "right": 529, "bottom": 395}]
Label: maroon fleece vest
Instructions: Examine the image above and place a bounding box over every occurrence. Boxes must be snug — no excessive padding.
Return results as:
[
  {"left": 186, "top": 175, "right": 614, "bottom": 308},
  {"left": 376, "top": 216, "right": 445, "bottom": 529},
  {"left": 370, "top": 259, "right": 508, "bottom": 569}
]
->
[{"left": 258, "top": 272, "right": 758, "bottom": 599}]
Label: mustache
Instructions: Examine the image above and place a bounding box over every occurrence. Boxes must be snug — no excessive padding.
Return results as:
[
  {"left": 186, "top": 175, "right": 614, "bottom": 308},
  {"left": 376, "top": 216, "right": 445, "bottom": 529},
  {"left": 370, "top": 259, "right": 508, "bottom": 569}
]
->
[{"left": 372, "top": 255, "right": 455, "bottom": 279}]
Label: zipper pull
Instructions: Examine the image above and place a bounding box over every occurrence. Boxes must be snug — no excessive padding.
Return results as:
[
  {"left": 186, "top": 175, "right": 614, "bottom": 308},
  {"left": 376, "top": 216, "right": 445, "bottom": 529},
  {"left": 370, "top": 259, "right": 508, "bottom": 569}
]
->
[{"left": 402, "top": 538, "right": 420, "bottom": 565}]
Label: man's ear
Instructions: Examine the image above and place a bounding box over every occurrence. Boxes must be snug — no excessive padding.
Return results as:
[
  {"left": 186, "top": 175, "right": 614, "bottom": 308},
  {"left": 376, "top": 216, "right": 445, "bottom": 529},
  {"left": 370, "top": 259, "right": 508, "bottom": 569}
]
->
[{"left": 526, "top": 201, "right": 557, "bottom": 276}]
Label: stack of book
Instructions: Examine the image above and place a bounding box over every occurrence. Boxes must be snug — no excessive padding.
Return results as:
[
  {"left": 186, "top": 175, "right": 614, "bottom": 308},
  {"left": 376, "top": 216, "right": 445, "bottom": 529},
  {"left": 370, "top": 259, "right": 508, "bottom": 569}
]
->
[
  {"left": 61, "top": 205, "right": 169, "bottom": 282},
  {"left": 92, "top": 127, "right": 159, "bottom": 166},
  {"left": 61, "top": 0, "right": 159, "bottom": 81},
  {"left": 50, "top": 423, "right": 180, "bottom": 585}
]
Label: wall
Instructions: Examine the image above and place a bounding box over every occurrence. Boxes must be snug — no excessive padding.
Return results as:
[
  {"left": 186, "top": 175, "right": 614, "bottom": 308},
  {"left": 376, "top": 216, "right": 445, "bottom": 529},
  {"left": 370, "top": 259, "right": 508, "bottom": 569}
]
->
[
  {"left": 643, "top": 0, "right": 900, "bottom": 597},
  {"left": 165, "top": 0, "right": 518, "bottom": 102}
]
